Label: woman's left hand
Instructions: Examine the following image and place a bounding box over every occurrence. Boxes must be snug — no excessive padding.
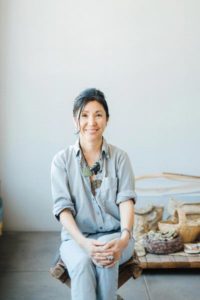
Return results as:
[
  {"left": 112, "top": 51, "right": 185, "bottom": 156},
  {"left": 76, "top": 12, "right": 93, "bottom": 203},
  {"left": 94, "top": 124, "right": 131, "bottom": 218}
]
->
[{"left": 92, "top": 238, "right": 128, "bottom": 268}]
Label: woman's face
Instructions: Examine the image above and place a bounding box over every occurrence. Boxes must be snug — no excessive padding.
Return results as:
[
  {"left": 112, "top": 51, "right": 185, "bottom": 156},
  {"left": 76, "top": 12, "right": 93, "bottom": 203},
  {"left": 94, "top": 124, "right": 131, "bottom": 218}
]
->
[{"left": 75, "top": 100, "right": 108, "bottom": 143}]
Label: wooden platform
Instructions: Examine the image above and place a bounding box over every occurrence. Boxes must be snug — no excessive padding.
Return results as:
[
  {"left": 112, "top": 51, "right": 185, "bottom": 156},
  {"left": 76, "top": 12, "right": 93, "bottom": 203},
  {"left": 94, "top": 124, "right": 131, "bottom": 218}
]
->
[{"left": 140, "top": 253, "right": 200, "bottom": 269}]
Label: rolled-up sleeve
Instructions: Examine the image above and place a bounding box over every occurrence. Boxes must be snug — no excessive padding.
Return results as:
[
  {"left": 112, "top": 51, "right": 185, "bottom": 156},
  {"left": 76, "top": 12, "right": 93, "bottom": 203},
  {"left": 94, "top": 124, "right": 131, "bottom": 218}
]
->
[
  {"left": 116, "top": 152, "right": 137, "bottom": 205},
  {"left": 51, "top": 152, "right": 76, "bottom": 220}
]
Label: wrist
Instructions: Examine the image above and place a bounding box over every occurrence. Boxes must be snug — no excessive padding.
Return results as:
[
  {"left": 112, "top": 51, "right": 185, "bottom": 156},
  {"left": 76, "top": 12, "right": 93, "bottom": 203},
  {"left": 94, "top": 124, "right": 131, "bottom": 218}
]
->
[
  {"left": 121, "top": 228, "right": 132, "bottom": 240},
  {"left": 119, "top": 234, "right": 129, "bottom": 248}
]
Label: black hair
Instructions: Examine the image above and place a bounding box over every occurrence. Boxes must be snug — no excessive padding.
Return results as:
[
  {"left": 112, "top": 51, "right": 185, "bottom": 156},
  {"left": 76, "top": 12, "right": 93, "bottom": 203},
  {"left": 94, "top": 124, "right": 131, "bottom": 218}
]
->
[{"left": 73, "top": 88, "right": 109, "bottom": 120}]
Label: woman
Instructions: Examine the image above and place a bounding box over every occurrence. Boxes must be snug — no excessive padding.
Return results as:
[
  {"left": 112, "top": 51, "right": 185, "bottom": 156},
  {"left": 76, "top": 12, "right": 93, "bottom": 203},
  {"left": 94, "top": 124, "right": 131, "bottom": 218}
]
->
[{"left": 51, "top": 88, "right": 136, "bottom": 300}]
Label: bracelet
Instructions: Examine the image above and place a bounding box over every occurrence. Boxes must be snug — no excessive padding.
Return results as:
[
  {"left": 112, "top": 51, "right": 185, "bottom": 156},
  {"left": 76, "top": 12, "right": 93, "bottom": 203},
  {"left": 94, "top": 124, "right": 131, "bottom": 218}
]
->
[{"left": 121, "top": 228, "right": 133, "bottom": 240}]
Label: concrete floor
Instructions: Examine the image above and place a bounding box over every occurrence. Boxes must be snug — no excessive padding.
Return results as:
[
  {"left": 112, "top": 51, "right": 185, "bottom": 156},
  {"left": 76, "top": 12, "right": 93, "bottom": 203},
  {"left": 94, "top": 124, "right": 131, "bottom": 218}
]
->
[{"left": 0, "top": 232, "right": 199, "bottom": 300}]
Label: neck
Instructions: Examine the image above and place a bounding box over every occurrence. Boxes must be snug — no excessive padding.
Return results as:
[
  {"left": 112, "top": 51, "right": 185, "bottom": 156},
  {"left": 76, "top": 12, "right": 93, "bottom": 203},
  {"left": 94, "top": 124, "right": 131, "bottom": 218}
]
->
[{"left": 79, "top": 137, "right": 103, "bottom": 155}]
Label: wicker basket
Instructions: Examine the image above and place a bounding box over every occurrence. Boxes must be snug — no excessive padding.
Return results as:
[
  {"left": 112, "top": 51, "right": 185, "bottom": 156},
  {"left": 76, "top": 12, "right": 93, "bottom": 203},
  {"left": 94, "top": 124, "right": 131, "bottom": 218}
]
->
[
  {"left": 144, "top": 234, "right": 183, "bottom": 254},
  {"left": 158, "top": 208, "right": 200, "bottom": 243}
]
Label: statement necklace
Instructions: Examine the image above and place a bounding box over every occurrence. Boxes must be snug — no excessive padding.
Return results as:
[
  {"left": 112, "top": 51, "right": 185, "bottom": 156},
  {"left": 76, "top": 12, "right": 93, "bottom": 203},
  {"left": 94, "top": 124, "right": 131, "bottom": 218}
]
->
[
  {"left": 81, "top": 158, "right": 103, "bottom": 195},
  {"left": 82, "top": 161, "right": 101, "bottom": 177}
]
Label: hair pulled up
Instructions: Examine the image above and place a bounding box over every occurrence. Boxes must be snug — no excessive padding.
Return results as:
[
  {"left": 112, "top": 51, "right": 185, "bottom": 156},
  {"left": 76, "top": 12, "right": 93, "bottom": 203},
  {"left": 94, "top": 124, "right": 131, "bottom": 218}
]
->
[{"left": 73, "top": 88, "right": 109, "bottom": 120}]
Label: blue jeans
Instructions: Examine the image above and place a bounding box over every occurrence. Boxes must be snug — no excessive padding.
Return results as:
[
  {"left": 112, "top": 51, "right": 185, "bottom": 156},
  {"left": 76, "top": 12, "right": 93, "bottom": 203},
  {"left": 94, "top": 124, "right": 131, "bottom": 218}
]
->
[{"left": 60, "top": 232, "right": 135, "bottom": 300}]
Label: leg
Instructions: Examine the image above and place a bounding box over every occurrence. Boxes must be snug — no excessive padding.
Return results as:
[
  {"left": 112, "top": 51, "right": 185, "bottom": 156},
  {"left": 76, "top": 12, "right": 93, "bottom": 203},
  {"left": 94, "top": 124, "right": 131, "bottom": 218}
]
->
[
  {"left": 95, "top": 232, "right": 135, "bottom": 300},
  {"left": 60, "top": 240, "right": 97, "bottom": 300}
]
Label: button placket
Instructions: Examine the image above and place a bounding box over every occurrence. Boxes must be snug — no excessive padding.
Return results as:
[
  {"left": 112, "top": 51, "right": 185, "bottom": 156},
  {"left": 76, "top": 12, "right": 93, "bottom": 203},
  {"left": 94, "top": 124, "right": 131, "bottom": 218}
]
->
[{"left": 92, "top": 195, "right": 104, "bottom": 230}]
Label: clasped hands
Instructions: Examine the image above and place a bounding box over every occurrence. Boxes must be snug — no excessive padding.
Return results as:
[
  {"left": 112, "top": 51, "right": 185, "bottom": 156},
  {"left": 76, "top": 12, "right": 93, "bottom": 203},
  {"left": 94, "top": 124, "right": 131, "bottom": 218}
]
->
[{"left": 83, "top": 238, "right": 126, "bottom": 268}]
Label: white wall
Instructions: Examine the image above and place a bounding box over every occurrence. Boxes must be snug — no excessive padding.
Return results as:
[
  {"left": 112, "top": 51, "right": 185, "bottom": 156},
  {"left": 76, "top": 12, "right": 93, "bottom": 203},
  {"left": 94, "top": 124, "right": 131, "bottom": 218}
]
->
[{"left": 0, "top": 0, "right": 200, "bottom": 231}]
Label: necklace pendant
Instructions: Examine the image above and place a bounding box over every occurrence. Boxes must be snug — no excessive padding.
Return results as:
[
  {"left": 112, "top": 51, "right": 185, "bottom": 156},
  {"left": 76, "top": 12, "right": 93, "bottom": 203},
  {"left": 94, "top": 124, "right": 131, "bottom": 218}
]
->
[{"left": 82, "top": 167, "right": 92, "bottom": 177}]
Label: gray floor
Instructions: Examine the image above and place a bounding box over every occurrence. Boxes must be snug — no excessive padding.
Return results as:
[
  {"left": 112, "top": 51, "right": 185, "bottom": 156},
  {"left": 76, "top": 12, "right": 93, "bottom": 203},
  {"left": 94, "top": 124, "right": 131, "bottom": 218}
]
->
[{"left": 0, "top": 232, "right": 199, "bottom": 300}]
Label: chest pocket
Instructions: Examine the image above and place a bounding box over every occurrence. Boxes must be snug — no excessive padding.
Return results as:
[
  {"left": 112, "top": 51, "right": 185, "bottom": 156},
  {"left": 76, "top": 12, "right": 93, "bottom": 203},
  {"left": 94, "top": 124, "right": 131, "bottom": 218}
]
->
[{"left": 100, "top": 177, "right": 118, "bottom": 204}]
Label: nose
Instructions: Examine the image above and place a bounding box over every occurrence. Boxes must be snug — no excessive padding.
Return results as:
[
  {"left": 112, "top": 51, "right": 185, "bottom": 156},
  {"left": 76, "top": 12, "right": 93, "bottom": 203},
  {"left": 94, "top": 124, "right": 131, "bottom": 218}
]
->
[{"left": 88, "top": 115, "right": 96, "bottom": 126}]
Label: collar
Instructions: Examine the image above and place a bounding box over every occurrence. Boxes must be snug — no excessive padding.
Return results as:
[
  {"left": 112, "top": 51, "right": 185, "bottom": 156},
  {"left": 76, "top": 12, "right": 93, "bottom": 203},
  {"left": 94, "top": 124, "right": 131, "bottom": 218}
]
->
[
  {"left": 101, "top": 137, "right": 110, "bottom": 159},
  {"left": 73, "top": 137, "right": 110, "bottom": 160},
  {"left": 74, "top": 139, "right": 81, "bottom": 158}
]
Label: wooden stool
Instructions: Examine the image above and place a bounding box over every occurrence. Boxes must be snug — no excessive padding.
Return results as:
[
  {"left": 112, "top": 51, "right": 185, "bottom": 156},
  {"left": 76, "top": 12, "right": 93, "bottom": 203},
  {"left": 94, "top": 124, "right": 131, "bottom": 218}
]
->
[{"left": 50, "top": 251, "right": 142, "bottom": 297}]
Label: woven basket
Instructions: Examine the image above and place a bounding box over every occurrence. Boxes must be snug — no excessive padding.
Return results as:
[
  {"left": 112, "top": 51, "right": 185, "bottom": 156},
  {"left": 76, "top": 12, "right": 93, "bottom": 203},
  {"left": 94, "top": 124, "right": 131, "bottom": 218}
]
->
[
  {"left": 144, "top": 234, "right": 183, "bottom": 254},
  {"left": 158, "top": 208, "right": 200, "bottom": 243}
]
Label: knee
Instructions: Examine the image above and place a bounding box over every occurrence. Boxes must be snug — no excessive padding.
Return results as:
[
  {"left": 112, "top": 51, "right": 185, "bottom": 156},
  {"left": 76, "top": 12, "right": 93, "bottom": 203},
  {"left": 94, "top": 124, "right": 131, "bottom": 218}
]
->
[
  {"left": 79, "top": 255, "right": 93, "bottom": 268},
  {"left": 73, "top": 255, "right": 93, "bottom": 274}
]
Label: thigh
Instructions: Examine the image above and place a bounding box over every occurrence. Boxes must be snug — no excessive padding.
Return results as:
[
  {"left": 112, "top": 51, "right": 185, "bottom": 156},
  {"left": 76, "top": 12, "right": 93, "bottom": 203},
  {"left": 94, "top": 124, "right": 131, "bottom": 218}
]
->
[{"left": 96, "top": 232, "right": 121, "bottom": 243}]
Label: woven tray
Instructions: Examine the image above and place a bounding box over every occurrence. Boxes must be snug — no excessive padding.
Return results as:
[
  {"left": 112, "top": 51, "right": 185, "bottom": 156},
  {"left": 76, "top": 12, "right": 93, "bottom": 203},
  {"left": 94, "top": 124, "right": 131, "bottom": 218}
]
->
[{"left": 144, "top": 235, "right": 184, "bottom": 254}]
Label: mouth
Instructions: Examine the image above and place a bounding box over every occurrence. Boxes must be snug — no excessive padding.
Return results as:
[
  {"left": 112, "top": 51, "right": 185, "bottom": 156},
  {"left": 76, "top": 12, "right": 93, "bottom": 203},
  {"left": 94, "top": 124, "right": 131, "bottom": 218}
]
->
[{"left": 85, "top": 129, "right": 99, "bottom": 133}]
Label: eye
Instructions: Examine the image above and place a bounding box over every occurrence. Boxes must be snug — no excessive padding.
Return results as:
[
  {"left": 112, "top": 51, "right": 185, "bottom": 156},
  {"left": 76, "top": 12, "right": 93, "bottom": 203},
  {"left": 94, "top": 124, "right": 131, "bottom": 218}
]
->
[
  {"left": 81, "top": 113, "right": 88, "bottom": 118},
  {"left": 96, "top": 113, "right": 103, "bottom": 117}
]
